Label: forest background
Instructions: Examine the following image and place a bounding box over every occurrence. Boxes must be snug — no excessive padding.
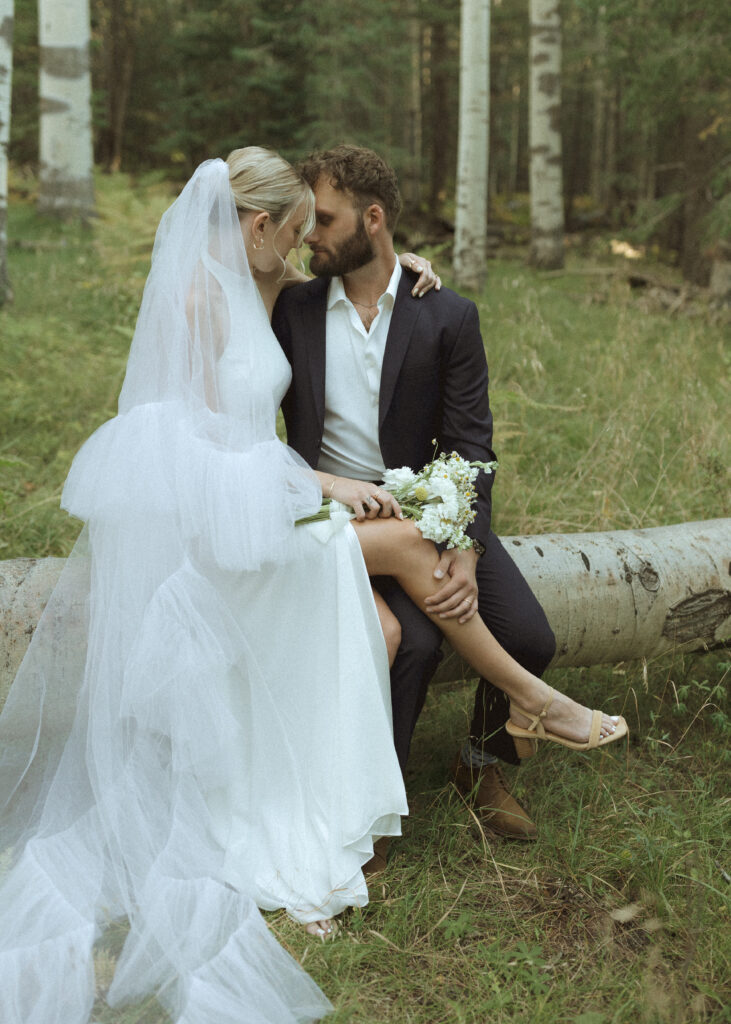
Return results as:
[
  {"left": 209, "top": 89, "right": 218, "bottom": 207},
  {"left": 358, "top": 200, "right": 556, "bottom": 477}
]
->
[
  {"left": 8, "top": 0, "right": 731, "bottom": 285},
  {"left": 2, "top": 0, "right": 731, "bottom": 1021}
]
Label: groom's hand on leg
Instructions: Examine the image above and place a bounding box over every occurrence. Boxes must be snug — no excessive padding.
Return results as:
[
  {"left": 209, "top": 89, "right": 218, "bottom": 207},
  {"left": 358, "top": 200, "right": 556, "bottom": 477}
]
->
[{"left": 424, "top": 548, "right": 479, "bottom": 623}]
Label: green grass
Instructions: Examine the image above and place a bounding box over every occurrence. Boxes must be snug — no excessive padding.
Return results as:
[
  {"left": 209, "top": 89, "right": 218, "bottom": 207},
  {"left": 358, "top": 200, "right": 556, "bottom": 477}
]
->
[
  {"left": 482, "top": 268, "right": 729, "bottom": 536},
  {"left": 2, "top": 173, "right": 730, "bottom": 1023},
  {"left": 1, "top": 170, "right": 173, "bottom": 557}
]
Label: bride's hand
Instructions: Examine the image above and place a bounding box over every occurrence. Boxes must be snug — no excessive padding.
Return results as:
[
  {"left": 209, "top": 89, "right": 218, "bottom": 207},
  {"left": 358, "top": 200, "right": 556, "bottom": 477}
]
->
[
  {"left": 398, "top": 253, "right": 442, "bottom": 297},
  {"left": 330, "top": 478, "right": 403, "bottom": 521}
]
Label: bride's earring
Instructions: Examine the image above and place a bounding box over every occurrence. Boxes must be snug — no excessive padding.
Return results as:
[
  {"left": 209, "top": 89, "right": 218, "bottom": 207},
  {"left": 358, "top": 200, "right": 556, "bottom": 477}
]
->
[{"left": 253, "top": 233, "right": 265, "bottom": 251}]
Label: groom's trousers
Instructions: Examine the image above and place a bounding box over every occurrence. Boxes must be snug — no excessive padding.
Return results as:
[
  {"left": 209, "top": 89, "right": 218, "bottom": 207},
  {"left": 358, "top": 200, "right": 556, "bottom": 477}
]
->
[{"left": 373, "top": 529, "right": 556, "bottom": 772}]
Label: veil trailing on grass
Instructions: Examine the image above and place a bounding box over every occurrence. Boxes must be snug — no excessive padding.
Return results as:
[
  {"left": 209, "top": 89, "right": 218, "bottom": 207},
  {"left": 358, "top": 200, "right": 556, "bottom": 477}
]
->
[{"left": 0, "top": 160, "right": 331, "bottom": 1023}]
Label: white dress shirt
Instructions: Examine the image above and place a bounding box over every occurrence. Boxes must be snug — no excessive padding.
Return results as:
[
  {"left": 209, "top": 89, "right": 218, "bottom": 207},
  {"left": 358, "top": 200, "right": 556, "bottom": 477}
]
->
[{"left": 317, "top": 260, "right": 402, "bottom": 481}]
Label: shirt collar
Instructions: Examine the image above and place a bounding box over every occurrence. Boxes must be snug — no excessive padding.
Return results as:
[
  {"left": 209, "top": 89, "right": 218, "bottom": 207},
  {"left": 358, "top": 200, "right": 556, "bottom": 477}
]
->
[{"left": 327, "top": 259, "right": 402, "bottom": 311}]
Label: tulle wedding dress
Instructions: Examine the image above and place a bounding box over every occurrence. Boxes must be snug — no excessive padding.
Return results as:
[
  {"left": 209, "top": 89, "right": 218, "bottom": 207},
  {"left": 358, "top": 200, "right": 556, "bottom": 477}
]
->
[{"left": 0, "top": 160, "right": 407, "bottom": 1023}]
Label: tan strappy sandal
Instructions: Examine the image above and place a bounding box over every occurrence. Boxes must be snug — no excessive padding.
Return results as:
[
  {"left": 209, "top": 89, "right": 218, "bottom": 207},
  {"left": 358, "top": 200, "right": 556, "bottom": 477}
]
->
[{"left": 506, "top": 687, "right": 628, "bottom": 758}]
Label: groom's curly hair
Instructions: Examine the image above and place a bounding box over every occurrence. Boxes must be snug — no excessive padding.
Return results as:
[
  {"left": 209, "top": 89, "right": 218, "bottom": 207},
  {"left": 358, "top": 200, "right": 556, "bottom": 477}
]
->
[{"left": 299, "top": 145, "right": 403, "bottom": 232}]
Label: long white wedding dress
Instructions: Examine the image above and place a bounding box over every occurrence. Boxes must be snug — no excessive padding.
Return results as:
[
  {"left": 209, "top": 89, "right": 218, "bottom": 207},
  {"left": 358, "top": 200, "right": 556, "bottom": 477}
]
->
[{"left": 0, "top": 160, "right": 407, "bottom": 1023}]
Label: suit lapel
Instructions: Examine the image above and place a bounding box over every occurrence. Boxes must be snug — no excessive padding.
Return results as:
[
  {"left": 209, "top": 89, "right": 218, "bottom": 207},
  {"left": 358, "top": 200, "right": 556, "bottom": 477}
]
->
[
  {"left": 297, "top": 278, "right": 329, "bottom": 430},
  {"left": 379, "top": 273, "right": 422, "bottom": 430}
]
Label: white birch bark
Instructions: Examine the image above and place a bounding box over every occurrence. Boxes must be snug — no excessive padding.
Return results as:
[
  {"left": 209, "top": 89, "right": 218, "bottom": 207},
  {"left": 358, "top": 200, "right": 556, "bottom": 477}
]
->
[
  {"left": 453, "top": 0, "right": 490, "bottom": 291},
  {"left": 528, "top": 0, "right": 564, "bottom": 269},
  {"left": 434, "top": 519, "right": 731, "bottom": 681},
  {"left": 3, "top": 521, "right": 729, "bottom": 709},
  {"left": 38, "top": 0, "right": 95, "bottom": 219},
  {"left": 0, "top": 0, "right": 12, "bottom": 303}
]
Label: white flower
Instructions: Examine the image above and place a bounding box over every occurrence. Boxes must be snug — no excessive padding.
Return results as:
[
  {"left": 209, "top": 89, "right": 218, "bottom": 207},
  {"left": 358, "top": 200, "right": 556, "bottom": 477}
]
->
[
  {"left": 426, "top": 475, "right": 458, "bottom": 507},
  {"left": 382, "top": 466, "right": 418, "bottom": 493},
  {"left": 419, "top": 505, "right": 453, "bottom": 544},
  {"left": 437, "top": 497, "right": 459, "bottom": 523}
]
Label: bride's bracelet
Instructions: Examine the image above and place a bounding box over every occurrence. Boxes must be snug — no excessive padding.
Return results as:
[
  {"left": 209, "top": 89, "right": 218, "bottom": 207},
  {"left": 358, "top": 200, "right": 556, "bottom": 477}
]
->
[{"left": 327, "top": 477, "right": 338, "bottom": 499}]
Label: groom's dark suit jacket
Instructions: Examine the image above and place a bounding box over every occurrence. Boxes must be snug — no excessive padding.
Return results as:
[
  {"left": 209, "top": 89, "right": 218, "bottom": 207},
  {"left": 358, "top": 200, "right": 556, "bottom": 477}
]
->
[{"left": 272, "top": 270, "right": 498, "bottom": 543}]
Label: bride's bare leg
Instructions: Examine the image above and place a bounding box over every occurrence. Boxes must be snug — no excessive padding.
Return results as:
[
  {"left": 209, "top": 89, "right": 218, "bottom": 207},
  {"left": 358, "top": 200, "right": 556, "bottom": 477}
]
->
[
  {"left": 352, "top": 519, "right": 620, "bottom": 745},
  {"left": 372, "top": 588, "right": 402, "bottom": 667}
]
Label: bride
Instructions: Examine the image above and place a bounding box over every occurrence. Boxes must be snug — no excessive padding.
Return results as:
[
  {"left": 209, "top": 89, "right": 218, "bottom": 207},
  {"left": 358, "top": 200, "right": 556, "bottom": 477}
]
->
[{"left": 0, "top": 148, "right": 626, "bottom": 1024}]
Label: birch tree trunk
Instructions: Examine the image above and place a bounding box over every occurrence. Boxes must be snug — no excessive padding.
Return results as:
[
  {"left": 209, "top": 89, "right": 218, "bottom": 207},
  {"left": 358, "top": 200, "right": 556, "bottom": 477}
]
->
[
  {"left": 528, "top": 0, "right": 564, "bottom": 270},
  {"left": 453, "top": 0, "right": 489, "bottom": 291},
  {"left": 0, "top": 0, "right": 12, "bottom": 304},
  {"left": 38, "top": 0, "right": 95, "bottom": 220},
  {"left": 508, "top": 520, "right": 731, "bottom": 665},
  {"left": 433, "top": 519, "right": 731, "bottom": 682},
  {"left": 3, "top": 521, "right": 729, "bottom": 707}
]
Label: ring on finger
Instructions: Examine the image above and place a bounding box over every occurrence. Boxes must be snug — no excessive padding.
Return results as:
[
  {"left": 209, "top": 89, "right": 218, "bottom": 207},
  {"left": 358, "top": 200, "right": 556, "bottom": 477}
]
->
[{"left": 367, "top": 496, "right": 378, "bottom": 507}]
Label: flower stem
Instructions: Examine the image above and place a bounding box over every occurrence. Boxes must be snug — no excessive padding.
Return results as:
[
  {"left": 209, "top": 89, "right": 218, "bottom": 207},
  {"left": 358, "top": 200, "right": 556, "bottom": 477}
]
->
[{"left": 295, "top": 499, "right": 333, "bottom": 526}]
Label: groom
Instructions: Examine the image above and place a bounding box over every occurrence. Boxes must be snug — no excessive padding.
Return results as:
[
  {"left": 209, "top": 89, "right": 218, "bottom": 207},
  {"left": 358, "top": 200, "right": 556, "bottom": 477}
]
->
[{"left": 272, "top": 145, "right": 555, "bottom": 847}]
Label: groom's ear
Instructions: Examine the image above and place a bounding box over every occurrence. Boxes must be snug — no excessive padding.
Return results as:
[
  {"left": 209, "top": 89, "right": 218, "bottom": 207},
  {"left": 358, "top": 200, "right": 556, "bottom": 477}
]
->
[{"left": 363, "top": 203, "right": 386, "bottom": 237}]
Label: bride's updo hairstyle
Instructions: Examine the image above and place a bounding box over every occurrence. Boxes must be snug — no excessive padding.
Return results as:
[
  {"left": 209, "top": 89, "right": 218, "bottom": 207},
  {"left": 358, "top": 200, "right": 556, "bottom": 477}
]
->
[{"left": 226, "top": 146, "right": 315, "bottom": 251}]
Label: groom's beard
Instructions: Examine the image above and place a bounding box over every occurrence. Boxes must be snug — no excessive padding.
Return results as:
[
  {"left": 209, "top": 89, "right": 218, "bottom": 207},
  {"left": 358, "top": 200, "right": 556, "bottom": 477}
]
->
[{"left": 309, "top": 219, "right": 375, "bottom": 277}]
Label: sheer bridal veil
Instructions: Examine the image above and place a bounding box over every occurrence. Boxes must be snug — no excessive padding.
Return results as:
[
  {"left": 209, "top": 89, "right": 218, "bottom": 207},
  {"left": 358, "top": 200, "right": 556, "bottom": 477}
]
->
[{"left": 0, "top": 160, "right": 330, "bottom": 1022}]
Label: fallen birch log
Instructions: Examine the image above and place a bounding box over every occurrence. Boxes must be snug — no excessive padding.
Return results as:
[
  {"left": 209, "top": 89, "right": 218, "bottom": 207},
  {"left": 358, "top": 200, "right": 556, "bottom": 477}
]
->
[
  {"left": 1, "top": 519, "right": 729, "bottom": 709},
  {"left": 431, "top": 518, "right": 730, "bottom": 684}
]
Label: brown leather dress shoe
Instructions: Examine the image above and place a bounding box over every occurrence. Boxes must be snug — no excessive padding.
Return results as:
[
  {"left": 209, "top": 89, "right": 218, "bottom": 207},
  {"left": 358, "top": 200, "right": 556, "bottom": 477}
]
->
[
  {"left": 362, "top": 836, "right": 390, "bottom": 877},
  {"left": 452, "top": 755, "right": 537, "bottom": 840}
]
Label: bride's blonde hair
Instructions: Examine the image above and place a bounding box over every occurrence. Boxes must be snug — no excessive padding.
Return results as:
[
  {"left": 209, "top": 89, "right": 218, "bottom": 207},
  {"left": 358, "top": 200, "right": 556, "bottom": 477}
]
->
[{"left": 226, "top": 146, "right": 315, "bottom": 252}]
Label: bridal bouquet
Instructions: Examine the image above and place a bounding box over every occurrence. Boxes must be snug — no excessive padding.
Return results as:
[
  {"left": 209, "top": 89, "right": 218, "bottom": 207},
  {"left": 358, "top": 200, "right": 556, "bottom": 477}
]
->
[
  {"left": 297, "top": 451, "right": 497, "bottom": 551},
  {"left": 382, "top": 451, "right": 498, "bottom": 549}
]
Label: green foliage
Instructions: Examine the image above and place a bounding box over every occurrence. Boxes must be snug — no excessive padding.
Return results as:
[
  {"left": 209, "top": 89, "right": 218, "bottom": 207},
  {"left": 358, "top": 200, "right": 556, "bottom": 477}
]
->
[
  {"left": 569, "top": 0, "right": 731, "bottom": 258},
  {"left": 12, "top": 0, "right": 425, "bottom": 173},
  {"left": 106, "top": 0, "right": 419, "bottom": 172},
  {"left": 704, "top": 165, "right": 731, "bottom": 245},
  {"left": 629, "top": 194, "right": 685, "bottom": 245},
  {"left": 479, "top": 259, "right": 729, "bottom": 535},
  {"left": 9, "top": 0, "right": 729, "bottom": 268},
  {"left": 0, "top": 171, "right": 172, "bottom": 557}
]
